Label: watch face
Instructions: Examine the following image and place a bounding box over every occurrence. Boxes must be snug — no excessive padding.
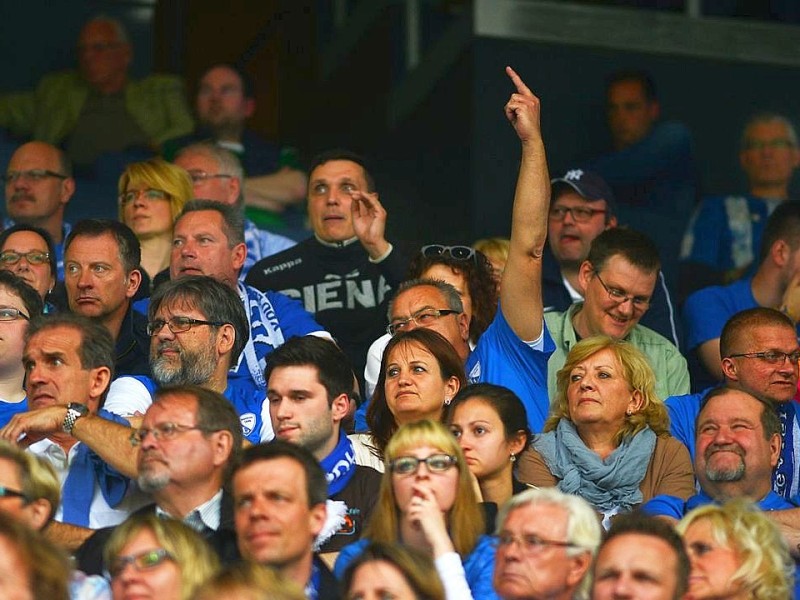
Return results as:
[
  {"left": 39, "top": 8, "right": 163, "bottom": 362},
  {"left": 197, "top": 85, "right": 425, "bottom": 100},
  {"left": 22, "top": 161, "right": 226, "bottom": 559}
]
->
[{"left": 68, "top": 403, "right": 89, "bottom": 416}]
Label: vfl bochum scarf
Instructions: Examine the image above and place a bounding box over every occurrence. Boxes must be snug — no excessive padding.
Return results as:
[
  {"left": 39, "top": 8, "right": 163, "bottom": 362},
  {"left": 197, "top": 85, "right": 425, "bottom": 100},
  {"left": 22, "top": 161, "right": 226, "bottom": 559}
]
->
[{"left": 321, "top": 432, "right": 357, "bottom": 497}]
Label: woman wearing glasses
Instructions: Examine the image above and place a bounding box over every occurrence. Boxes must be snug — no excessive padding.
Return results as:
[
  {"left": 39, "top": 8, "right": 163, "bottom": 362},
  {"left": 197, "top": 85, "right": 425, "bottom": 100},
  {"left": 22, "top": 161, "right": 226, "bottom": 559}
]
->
[
  {"left": 359, "top": 244, "right": 497, "bottom": 427},
  {"left": 352, "top": 328, "right": 466, "bottom": 471},
  {"left": 104, "top": 512, "right": 219, "bottom": 600},
  {"left": 335, "top": 420, "right": 498, "bottom": 600},
  {"left": 118, "top": 158, "right": 193, "bottom": 284},
  {"left": 0, "top": 223, "right": 64, "bottom": 312},
  {"left": 517, "top": 336, "right": 694, "bottom": 528}
]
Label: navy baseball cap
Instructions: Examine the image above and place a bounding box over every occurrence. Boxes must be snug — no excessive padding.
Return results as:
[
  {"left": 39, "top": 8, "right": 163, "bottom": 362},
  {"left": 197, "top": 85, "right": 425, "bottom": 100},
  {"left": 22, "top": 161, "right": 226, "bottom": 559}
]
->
[{"left": 551, "top": 169, "right": 617, "bottom": 216}]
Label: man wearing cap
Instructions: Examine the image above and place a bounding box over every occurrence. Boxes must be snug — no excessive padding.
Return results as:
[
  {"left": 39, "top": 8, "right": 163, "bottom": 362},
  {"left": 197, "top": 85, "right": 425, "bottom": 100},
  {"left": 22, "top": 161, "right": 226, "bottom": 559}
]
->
[{"left": 543, "top": 168, "right": 681, "bottom": 347}]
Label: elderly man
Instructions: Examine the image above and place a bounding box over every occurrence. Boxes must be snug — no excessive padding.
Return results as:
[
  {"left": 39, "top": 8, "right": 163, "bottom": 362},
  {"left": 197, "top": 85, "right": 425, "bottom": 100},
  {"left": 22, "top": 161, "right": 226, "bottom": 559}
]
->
[
  {"left": 165, "top": 64, "right": 306, "bottom": 216},
  {"left": 173, "top": 142, "right": 295, "bottom": 276},
  {"left": 682, "top": 113, "right": 800, "bottom": 293},
  {"left": 75, "top": 385, "right": 243, "bottom": 574},
  {"left": 592, "top": 512, "right": 689, "bottom": 600},
  {"left": 232, "top": 441, "right": 338, "bottom": 599},
  {"left": 493, "top": 488, "right": 600, "bottom": 600},
  {"left": 3, "top": 142, "right": 75, "bottom": 278},
  {"left": 63, "top": 219, "right": 149, "bottom": 377},
  {"left": 0, "top": 16, "right": 193, "bottom": 166},
  {"left": 544, "top": 227, "right": 689, "bottom": 401}
]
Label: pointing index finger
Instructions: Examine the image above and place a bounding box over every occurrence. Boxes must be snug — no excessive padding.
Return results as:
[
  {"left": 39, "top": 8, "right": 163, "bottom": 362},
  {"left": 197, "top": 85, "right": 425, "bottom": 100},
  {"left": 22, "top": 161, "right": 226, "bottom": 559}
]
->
[{"left": 506, "top": 66, "right": 533, "bottom": 97}]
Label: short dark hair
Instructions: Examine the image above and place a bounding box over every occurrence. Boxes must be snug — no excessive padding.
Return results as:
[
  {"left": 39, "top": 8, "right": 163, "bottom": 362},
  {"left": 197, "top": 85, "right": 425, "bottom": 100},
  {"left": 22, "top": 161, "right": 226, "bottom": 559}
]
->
[
  {"left": 26, "top": 313, "right": 115, "bottom": 378},
  {"left": 65, "top": 219, "right": 141, "bottom": 276},
  {"left": 444, "top": 383, "right": 531, "bottom": 453},
  {"left": 0, "top": 224, "right": 58, "bottom": 280},
  {"left": 179, "top": 199, "right": 245, "bottom": 247},
  {"left": 0, "top": 271, "right": 44, "bottom": 318},
  {"left": 264, "top": 336, "right": 354, "bottom": 406},
  {"left": 606, "top": 70, "right": 658, "bottom": 103},
  {"left": 148, "top": 275, "right": 248, "bottom": 367},
  {"left": 200, "top": 62, "right": 254, "bottom": 99},
  {"left": 698, "top": 385, "right": 781, "bottom": 441},
  {"left": 154, "top": 385, "right": 244, "bottom": 478},
  {"left": 600, "top": 511, "right": 689, "bottom": 599},
  {"left": 307, "top": 149, "right": 376, "bottom": 193},
  {"left": 719, "top": 307, "right": 794, "bottom": 359},
  {"left": 758, "top": 201, "right": 800, "bottom": 264},
  {"left": 233, "top": 441, "right": 327, "bottom": 507},
  {"left": 587, "top": 227, "right": 661, "bottom": 274}
]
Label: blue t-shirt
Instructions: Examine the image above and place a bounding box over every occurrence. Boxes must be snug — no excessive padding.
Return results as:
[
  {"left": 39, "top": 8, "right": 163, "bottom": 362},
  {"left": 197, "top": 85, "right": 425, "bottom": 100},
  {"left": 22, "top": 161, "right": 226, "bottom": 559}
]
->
[
  {"left": 0, "top": 398, "right": 26, "bottom": 429},
  {"left": 334, "top": 535, "right": 499, "bottom": 600},
  {"left": 642, "top": 489, "right": 796, "bottom": 520},
  {"left": 683, "top": 278, "right": 757, "bottom": 352},
  {"left": 465, "top": 306, "right": 554, "bottom": 433}
]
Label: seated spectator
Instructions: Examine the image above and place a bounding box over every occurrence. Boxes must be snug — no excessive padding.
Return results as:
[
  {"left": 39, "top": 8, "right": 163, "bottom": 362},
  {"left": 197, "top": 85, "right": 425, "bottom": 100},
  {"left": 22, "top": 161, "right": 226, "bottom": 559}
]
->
[
  {"left": 196, "top": 562, "right": 305, "bottom": 600},
  {"left": 3, "top": 142, "right": 75, "bottom": 279},
  {"left": 0, "top": 224, "right": 63, "bottom": 312},
  {"left": 353, "top": 328, "right": 466, "bottom": 471},
  {"left": 591, "top": 512, "right": 690, "bottom": 600},
  {"left": 0, "top": 16, "right": 193, "bottom": 167},
  {"left": 64, "top": 220, "right": 150, "bottom": 377},
  {"left": 232, "top": 441, "right": 340, "bottom": 599},
  {"left": 544, "top": 227, "right": 689, "bottom": 402},
  {"left": 0, "top": 511, "right": 71, "bottom": 600},
  {"left": 683, "top": 201, "right": 800, "bottom": 389},
  {"left": 162, "top": 64, "right": 306, "bottom": 225},
  {"left": 360, "top": 242, "right": 497, "bottom": 419},
  {"left": 342, "top": 542, "right": 445, "bottom": 600},
  {"left": 334, "top": 420, "right": 498, "bottom": 600},
  {"left": 518, "top": 336, "right": 694, "bottom": 527},
  {"left": 542, "top": 168, "right": 680, "bottom": 347},
  {"left": 472, "top": 236, "right": 509, "bottom": 294},
  {"left": 0, "top": 272, "right": 42, "bottom": 427},
  {"left": 173, "top": 143, "right": 295, "bottom": 277},
  {"left": 681, "top": 113, "right": 800, "bottom": 295},
  {"left": 104, "top": 513, "right": 219, "bottom": 600},
  {"left": 493, "top": 488, "right": 601, "bottom": 600},
  {"left": 677, "top": 500, "right": 794, "bottom": 600},
  {"left": 117, "top": 158, "right": 192, "bottom": 282},
  {"left": 445, "top": 383, "right": 529, "bottom": 516}
]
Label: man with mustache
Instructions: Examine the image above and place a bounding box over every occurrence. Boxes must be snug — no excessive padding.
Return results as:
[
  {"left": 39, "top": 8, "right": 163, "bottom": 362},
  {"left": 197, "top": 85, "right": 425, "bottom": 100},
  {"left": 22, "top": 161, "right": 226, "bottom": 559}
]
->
[
  {"left": 3, "top": 142, "right": 75, "bottom": 279},
  {"left": 643, "top": 386, "right": 788, "bottom": 519},
  {"left": 75, "top": 385, "right": 243, "bottom": 574}
]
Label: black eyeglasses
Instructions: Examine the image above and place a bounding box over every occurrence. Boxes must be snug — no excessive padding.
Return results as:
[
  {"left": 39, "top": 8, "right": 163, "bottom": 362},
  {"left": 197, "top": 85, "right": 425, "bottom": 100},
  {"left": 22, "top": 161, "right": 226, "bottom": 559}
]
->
[
  {"left": 594, "top": 272, "right": 650, "bottom": 310},
  {"left": 389, "top": 454, "right": 457, "bottom": 476},
  {"left": 496, "top": 532, "right": 579, "bottom": 553},
  {"left": 421, "top": 245, "right": 476, "bottom": 261},
  {"left": 387, "top": 308, "right": 459, "bottom": 335},
  {"left": 129, "top": 422, "right": 212, "bottom": 446},
  {"left": 548, "top": 205, "right": 607, "bottom": 223},
  {"left": 0, "top": 250, "right": 50, "bottom": 266},
  {"left": 3, "top": 170, "right": 68, "bottom": 184},
  {"left": 107, "top": 548, "right": 175, "bottom": 578},
  {"left": 0, "top": 308, "right": 29, "bottom": 321},
  {"left": 727, "top": 350, "right": 800, "bottom": 365},
  {"left": 186, "top": 169, "right": 233, "bottom": 184},
  {"left": 146, "top": 316, "right": 227, "bottom": 336},
  {"left": 119, "top": 188, "right": 169, "bottom": 205},
  {"left": 0, "top": 486, "right": 28, "bottom": 502}
]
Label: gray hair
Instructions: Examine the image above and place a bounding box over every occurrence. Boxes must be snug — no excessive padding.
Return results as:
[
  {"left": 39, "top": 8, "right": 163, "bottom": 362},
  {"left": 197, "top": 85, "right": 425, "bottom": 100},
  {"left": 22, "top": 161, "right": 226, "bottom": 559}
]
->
[
  {"left": 741, "top": 112, "right": 798, "bottom": 150},
  {"left": 387, "top": 278, "right": 464, "bottom": 321},
  {"left": 176, "top": 143, "right": 244, "bottom": 182}
]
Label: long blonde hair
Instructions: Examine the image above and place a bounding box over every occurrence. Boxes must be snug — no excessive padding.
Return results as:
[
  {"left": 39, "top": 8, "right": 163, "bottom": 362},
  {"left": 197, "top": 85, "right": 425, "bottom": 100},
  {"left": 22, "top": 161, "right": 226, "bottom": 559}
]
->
[
  {"left": 546, "top": 335, "right": 670, "bottom": 445},
  {"left": 365, "top": 420, "right": 484, "bottom": 558}
]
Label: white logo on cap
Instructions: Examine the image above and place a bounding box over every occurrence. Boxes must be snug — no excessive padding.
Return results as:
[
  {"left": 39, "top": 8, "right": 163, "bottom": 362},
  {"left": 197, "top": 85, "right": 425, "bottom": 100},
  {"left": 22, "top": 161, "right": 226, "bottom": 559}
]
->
[{"left": 564, "top": 169, "right": 584, "bottom": 181}]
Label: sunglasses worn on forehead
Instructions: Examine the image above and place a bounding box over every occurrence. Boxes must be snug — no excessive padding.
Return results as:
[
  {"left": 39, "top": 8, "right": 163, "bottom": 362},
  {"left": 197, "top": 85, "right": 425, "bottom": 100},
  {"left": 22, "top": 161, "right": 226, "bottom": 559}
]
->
[{"left": 420, "top": 245, "right": 476, "bottom": 262}]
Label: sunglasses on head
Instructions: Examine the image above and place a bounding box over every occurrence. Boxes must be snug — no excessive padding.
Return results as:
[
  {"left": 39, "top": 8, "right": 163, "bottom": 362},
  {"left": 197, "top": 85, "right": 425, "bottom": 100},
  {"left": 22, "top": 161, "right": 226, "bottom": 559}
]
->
[{"left": 420, "top": 245, "right": 476, "bottom": 262}]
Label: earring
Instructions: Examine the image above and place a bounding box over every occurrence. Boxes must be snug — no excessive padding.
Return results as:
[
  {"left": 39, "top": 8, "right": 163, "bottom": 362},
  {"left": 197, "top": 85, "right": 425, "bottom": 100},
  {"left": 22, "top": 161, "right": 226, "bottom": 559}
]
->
[
  {"left": 626, "top": 409, "right": 633, "bottom": 416},
  {"left": 444, "top": 396, "right": 452, "bottom": 406},
  {"left": 510, "top": 453, "right": 516, "bottom": 463}
]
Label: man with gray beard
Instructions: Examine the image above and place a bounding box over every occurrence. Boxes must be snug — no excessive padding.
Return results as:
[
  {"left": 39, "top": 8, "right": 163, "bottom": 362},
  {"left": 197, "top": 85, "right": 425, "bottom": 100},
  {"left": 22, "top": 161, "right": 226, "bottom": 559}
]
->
[
  {"left": 75, "top": 385, "right": 243, "bottom": 574},
  {"left": 643, "top": 386, "right": 792, "bottom": 520},
  {"left": 105, "top": 274, "right": 272, "bottom": 443}
]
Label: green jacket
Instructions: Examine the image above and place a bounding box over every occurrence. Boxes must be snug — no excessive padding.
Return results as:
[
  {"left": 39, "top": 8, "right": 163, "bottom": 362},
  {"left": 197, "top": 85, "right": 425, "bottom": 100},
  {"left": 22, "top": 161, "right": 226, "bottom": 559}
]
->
[
  {"left": 544, "top": 303, "right": 690, "bottom": 402},
  {"left": 0, "top": 71, "right": 194, "bottom": 146}
]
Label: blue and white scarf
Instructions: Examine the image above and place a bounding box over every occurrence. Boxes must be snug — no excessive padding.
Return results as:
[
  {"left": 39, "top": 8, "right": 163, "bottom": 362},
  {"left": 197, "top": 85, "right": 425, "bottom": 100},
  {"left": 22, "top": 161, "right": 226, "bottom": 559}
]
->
[
  {"left": 234, "top": 282, "right": 286, "bottom": 389},
  {"left": 321, "top": 432, "right": 357, "bottom": 497}
]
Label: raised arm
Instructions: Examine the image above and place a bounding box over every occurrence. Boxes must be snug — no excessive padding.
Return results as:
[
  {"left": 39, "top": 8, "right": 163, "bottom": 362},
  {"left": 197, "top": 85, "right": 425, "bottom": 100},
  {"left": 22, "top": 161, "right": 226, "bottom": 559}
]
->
[{"left": 500, "top": 66, "right": 550, "bottom": 341}]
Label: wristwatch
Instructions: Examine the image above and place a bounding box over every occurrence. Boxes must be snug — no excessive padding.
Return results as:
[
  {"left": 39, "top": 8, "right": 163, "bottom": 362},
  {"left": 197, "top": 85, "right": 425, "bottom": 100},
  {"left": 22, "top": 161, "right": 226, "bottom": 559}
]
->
[{"left": 62, "top": 403, "right": 89, "bottom": 434}]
